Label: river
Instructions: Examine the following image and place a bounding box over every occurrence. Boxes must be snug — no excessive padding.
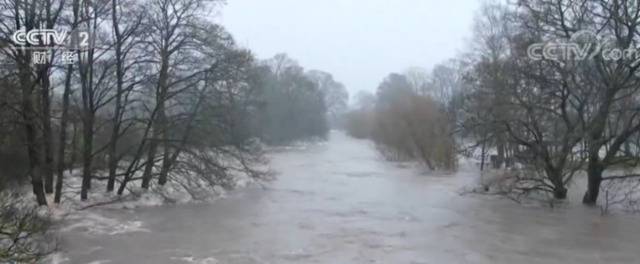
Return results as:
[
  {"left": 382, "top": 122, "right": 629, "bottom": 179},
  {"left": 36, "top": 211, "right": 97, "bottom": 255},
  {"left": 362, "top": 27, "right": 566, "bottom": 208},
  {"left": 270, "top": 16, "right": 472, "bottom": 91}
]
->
[{"left": 57, "top": 131, "right": 640, "bottom": 263}]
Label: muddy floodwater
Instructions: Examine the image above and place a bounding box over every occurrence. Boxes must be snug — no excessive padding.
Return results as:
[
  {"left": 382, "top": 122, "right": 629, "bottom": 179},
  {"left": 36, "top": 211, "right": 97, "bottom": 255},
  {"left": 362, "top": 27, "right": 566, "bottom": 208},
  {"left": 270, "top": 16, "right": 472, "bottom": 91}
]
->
[{"left": 58, "top": 132, "right": 640, "bottom": 264}]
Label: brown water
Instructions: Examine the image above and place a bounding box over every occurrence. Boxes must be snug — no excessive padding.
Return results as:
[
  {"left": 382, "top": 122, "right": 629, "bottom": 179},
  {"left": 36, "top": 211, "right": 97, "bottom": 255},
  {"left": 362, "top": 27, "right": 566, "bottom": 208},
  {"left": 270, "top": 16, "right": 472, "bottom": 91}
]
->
[{"left": 57, "top": 131, "right": 640, "bottom": 264}]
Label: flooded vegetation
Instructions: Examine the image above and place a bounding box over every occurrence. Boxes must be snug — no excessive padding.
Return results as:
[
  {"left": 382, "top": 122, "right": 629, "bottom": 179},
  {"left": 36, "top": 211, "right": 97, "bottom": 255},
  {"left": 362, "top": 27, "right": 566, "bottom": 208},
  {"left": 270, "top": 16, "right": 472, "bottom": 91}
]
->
[{"left": 2, "top": 0, "right": 640, "bottom": 263}]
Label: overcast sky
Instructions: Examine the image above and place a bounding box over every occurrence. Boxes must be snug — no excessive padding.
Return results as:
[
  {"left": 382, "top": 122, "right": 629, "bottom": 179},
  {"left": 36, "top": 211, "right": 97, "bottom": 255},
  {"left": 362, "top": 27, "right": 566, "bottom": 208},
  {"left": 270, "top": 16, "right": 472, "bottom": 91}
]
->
[{"left": 217, "top": 0, "right": 480, "bottom": 96}]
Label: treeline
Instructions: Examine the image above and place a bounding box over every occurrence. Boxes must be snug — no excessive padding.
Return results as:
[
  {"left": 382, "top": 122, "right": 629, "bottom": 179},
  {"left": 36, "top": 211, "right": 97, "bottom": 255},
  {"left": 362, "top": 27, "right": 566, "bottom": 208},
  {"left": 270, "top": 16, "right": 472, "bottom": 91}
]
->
[
  {"left": 0, "top": 0, "right": 347, "bottom": 208},
  {"left": 345, "top": 69, "right": 459, "bottom": 171},
  {"left": 348, "top": 0, "right": 640, "bottom": 206},
  {"left": 251, "top": 54, "right": 348, "bottom": 144}
]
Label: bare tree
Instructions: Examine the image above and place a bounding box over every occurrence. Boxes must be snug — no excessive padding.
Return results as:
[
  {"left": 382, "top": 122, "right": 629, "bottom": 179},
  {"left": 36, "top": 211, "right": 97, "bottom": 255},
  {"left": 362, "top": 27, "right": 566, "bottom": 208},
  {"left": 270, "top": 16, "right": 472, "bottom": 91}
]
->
[
  {"left": 460, "top": 1, "right": 585, "bottom": 199},
  {"left": 76, "top": 0, "right": 115, "bottom": 200},
  {"left": 139, "top": 0, "right": 211, "bottom": 189},
  {"left": 106, "top": 0, "right": 145, "bottom": 192},
  {"left": 519, "top": 0, "right": 640, "bottom": 204}
]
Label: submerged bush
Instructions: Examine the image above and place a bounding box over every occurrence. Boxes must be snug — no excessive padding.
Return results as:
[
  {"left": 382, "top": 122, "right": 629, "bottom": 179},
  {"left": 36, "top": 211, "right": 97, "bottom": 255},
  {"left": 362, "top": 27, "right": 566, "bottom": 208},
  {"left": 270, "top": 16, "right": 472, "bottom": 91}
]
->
[
  {"left": 345, "top": 74, "right": 457, "bottom": 171},
  {"left": 0, "top": 193, "right": 54, "bottom": 263},
  {"left": 373, "top": 94, "right": 457, "bottom": 170}
]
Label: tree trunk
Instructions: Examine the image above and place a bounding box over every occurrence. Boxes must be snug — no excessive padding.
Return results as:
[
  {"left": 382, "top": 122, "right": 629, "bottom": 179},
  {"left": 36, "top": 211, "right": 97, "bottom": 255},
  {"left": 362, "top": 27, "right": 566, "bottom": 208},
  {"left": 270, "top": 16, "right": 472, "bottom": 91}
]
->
[
  {"left": 480, "top": 140, "right": 487, "bottom": 171},
  {"left": 141, "top": 136, "right": 158, "bottom": 189},
  {"left": 496, "top": 137, "right": 505, "bottom": 169},
  {"left": 80, "top": 112, "right": 94, "bottom": 201},
  {"left": 117, "top": 106, "right": 159, "bottom": 195},
  {"left": 157, "top": 76, "right": 210, "bottom": 186},
  {"left": 69, "top": 123, "right": 78, "bottom": 174},
  {"left": 107, "top": 0, "right": 124, "bottom": 192},
  {"left": 29, "top": 167, "right": 48, "bottom": 206},
  {"left": 40, "top": 68, "right": 54, "bottom": 194},
  {"left": 548, "top": 169, "right": 567, "bottom": 200},
  {"left": 55, "top": 65, "right": 73, "bottom": 204},
  {"left": 553, "top": 186, "right": 568, "bottom": 200},
  {"left": 158, "top": 150, "right": 171, "bottom": 186},
  {"left": 25, "top": 115, "right": 47, "bottom": 206},
  {"left": 142, "top": 55, "right": 169, "bottom": 189},
  {"left": 106, "top": 129, "right": 120, "bottom": 192},
  {"left": 582, "top": 162, "right": 603, "bottom": 205},
  {"left": 141, "top": 106, "right": 164, "bottom": 189},
  {"left": 141, "top": 107, "right": 164, "bottom": 189},
  {"left": 117, "top": 129, "right": 150, "bottom": 195},
  {"left": 20, "top": 64, "right": 47, "bottom": 206}
]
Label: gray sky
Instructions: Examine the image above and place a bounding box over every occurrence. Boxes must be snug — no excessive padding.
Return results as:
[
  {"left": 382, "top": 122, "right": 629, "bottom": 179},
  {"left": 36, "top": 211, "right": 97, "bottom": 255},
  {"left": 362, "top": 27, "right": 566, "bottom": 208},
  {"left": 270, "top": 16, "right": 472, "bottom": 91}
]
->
[{"left": 218, "top": 0, "right": 479, "bottom": 95}]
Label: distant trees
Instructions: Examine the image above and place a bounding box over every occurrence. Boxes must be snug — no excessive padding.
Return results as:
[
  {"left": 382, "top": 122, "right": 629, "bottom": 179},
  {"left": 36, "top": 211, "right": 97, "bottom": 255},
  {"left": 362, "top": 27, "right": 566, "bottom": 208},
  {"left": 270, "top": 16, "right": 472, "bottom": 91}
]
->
[
  {"left": 345, "top": 91, "right": 376, "bottom": 139},
  {"left": 307, "top": 70, "right": 349, "bottom": 128},
  {"left": 251, "top": 54, "right": 331, "bottom": 144},
  {"left": 346, "top": 73, "right": 457, "bottom": 171}
]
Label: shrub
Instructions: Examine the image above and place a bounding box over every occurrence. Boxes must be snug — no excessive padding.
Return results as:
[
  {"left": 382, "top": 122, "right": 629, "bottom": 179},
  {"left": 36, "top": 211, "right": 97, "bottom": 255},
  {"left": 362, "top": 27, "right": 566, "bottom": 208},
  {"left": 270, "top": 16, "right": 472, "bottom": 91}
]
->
[
  {"left": 373, "top": 94, "right": 457, "bottom": 170},
  {"left": 0, "top": 193, "right": 54, "bottom": 263}
]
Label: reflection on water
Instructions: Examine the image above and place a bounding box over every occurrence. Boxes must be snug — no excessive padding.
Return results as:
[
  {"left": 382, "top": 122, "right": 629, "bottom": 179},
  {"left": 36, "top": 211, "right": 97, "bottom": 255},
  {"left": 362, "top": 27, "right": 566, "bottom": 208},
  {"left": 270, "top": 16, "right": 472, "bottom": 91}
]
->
[{"left": 59, "top": 131, "right": 640, "bottom": 264}]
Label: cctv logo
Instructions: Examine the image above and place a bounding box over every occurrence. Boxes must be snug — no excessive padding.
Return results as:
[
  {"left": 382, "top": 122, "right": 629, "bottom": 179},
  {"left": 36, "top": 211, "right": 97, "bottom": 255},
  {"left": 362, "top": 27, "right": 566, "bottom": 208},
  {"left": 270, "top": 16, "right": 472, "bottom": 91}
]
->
[{"left": 11, "top": 27, "right": 90, "bottom": 50}]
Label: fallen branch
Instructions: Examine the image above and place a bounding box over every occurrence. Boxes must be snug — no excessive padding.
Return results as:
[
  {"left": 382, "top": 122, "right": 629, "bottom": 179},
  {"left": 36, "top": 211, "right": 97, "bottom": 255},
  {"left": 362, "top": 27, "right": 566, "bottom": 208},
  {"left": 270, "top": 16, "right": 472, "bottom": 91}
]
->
[
  {"left": 603, "top": 174, "right": 640, "bottom": 181},
  {"left": 77, "top": 196, "right": 128, "bottom": 211}
]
